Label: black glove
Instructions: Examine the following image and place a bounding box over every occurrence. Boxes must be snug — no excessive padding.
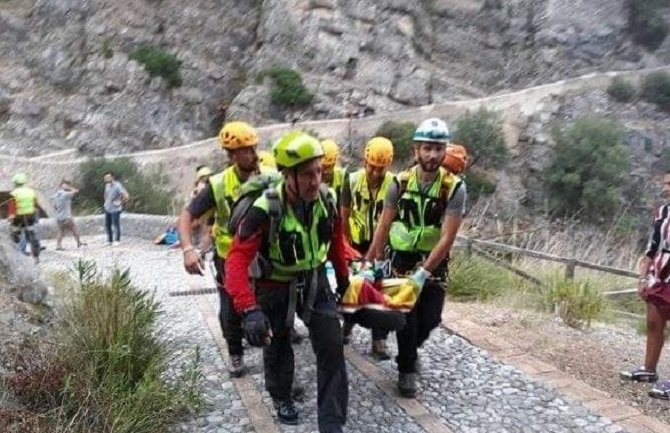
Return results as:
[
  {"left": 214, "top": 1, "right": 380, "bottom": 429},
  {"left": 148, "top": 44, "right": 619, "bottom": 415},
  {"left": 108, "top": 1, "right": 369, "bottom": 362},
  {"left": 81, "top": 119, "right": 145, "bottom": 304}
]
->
[{"left": 243, "top": 308, "right": 271, "bottom": 347}]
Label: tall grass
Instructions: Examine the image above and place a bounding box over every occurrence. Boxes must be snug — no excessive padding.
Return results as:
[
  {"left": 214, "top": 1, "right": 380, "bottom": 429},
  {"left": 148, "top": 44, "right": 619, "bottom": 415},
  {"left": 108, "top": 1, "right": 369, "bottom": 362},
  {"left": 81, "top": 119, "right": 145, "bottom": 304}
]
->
[
  {"left": 464, "top": 197, "right": 641, "bottom": 270},
  {"left": 541, "top": 275, "right": 608, "bottom": 329},
  {"left": 448, "top": 254, "right": 514, "bottom": 301},
  {"left": 3, "top": 260, "right": 202, "bottom": 433}
]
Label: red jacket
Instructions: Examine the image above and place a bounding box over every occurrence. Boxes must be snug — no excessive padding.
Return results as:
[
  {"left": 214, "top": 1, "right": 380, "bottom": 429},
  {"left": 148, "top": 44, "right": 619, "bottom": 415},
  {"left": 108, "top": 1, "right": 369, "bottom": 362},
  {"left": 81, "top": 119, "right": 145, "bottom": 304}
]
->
[{"left": 225, "top": 211, "right": 350, "bottom": 314}]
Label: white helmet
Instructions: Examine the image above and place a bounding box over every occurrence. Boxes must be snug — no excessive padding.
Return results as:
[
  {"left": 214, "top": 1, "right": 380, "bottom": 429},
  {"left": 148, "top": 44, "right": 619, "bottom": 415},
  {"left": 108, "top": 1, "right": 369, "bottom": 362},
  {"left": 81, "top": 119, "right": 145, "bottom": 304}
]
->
[{"left": 413, "top": 118, "right": 450, "bottom": 144}]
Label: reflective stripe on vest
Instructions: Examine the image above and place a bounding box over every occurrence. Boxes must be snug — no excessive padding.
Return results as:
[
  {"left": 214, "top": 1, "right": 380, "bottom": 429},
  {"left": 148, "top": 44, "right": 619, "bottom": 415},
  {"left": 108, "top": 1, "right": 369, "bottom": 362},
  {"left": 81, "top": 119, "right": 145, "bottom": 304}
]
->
[
  {"left": 347, "top": 169, "right": 394, "bottom": 246},
  {"left": 210, "top": 167, "right": 243, "bottom": 258},
  {"left": 255, "top": 182, "right": 332, "bottom": 282},
  {"left": 389, "top": 167, "right": 461, "bottom": 253},
  {"left": 11, "top": 187, "right": 36, "bottom": 216}
]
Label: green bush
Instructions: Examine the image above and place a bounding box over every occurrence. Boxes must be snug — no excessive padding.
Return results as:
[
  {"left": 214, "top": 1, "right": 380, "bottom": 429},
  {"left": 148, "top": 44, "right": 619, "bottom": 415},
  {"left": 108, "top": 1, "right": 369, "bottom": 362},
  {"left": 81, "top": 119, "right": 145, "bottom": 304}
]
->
[
  {"left": 545, "top": 116, "right": 629, "bottom": 222},
  {"left": 463, "top": 170, "right": 496, "bottom": 202},
  {"left": 641, "top": 71, "right": 670, "bottom": 111},
  {"left": 607, "top": 77, "right": 636, "bottom": 102},
  {"left": 5, "top": 260, "right": 202, "bottom": 432},
  {"left": 452, "top": 107, "right": 508, "bottom": 169},
  {"left": 258, "top": 67, "right": 313, "bottom": 108},
  {"left": 130, "top": 46, "right": 182, "bottom": 88},
  {"left": 75, "top": 157, "right": 176, "bottom": 215},
  {"left": 374, "top": 120, "right": 417, "bottom": 168},
  {"left": 628, "top": 0, "right": 669, "bottom": 51},
  {"left": 542, "top": 277, "right": 608, "bottom": 329}
]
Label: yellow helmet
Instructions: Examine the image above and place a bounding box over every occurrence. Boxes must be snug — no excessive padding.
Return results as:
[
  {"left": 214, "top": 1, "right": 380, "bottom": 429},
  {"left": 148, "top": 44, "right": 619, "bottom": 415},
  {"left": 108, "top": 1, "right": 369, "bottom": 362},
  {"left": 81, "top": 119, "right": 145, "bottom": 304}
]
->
[
  {"left": 364, "top": 137, "right": 394, "bottom": 168},
  {"left": 196, "top": 166, "right": 214, "bottom": 178},
  {"left": 12, "top": 172, "right": 27, "bottom": 185},
  {"left": 320, "top": 139, "right": 340, "bottom": 167},
  {"left": 258, "top": 150, "right": 276, "bottom": 169},
  {"left": 219, "top": 121, "right": 258, "bottom": 150}
]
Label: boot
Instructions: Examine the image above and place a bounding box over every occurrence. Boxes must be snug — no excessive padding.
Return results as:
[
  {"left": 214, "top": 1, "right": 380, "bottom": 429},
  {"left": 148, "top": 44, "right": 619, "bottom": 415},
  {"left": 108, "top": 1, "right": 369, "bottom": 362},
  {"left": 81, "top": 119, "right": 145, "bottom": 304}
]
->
[
  {"left": 371, "top": 339, "right": 391, "bottom": 361},
  {"left": 228, "top": 354, "right": 245, "bottom": 378},
  {"left": 398, "top": 372, "right": 417, "bottom": 398},
  {"left": 272, "top": 398, "right": 299, "bottom": 425}
]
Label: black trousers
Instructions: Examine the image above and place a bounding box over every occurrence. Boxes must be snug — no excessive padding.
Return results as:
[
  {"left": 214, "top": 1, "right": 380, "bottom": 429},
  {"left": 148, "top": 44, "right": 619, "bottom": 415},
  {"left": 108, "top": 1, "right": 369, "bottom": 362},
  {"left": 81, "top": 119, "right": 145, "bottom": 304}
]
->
[
  {"left": 10, "top": 214, "right": 40, "bottom": 259},
  {"left": 256, "top": 270, "right": 348, "bottom": 433},
  {"left": 391, "top": 251, "right": 447, "bottom": 374},
  {"left": 214, "top": 255, "right": 244, "bottom": 356}
]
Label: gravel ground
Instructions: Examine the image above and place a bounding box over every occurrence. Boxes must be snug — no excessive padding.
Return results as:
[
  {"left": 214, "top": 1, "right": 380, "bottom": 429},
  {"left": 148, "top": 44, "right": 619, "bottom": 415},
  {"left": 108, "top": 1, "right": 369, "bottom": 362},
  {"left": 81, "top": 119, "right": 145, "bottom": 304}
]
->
[
  {"left": 446, "top": 302, "right": 670, "bottom": 426},
  {"left": 37, "top": 236, "right": 634, "bottom": 433}
]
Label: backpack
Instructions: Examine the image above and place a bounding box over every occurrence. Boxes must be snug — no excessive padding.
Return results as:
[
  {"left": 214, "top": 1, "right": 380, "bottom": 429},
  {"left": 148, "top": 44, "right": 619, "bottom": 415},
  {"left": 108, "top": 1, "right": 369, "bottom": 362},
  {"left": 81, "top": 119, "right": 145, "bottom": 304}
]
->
[
  {"left": 228, "top": 172, "right": 283, "bottom": 244},
  {"left": 227, "top": 172, "right": 337, "bottom": 278}
]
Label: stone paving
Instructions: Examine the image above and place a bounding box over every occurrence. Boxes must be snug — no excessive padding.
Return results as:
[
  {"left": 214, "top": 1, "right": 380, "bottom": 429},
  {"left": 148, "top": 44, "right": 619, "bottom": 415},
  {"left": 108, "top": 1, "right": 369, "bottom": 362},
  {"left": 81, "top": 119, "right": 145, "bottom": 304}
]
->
[{"left": 36, "top": 235, "right": 663, "bottom": 433}]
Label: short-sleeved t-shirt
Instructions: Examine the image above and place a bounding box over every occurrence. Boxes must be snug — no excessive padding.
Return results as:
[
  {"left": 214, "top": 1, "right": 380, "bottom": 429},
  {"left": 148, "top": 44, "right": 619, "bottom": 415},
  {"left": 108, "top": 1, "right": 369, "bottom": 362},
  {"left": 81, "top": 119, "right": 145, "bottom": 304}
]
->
[
  {"left": 383, "top": 177, "right": 467, "bottom": 217},
  {"left": 104, "top": 181, "right": 128, "bottom": 213},
  {"left": 52, "top": 189, "right": 75, "bottom": 220}
]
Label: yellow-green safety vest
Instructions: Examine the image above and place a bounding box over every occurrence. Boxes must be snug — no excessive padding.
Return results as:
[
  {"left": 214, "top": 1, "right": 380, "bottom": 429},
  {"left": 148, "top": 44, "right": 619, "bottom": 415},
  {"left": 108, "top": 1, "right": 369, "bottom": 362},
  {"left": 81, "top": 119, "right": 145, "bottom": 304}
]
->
[
  {"left": 11, "top": 186, "right": 36, "bottom": 216},
  {"left": 210, "top": 166, "right": 244, "bottom": 258},
  {"left": 347, "top": 169, "right": 394, "bottom": 246},
  {"left": 254, "top": 182, "right": 333, "bottom": 282},
  {"left": 389, "top": 167, "right": 461, "bottom": 253},
  {"left": 326, "top": 166, "right": 345, "bottom": 199}
]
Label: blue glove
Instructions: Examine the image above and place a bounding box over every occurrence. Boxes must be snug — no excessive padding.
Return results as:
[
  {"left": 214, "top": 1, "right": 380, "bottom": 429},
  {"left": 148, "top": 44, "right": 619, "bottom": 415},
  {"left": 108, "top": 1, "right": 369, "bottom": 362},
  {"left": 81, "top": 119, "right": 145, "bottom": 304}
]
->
[
  {"left": 243, "top": 308, "right": 271, "bottom": 347},
  {"left": 410, "top": 266, "right": 431, "bottom": 290}
]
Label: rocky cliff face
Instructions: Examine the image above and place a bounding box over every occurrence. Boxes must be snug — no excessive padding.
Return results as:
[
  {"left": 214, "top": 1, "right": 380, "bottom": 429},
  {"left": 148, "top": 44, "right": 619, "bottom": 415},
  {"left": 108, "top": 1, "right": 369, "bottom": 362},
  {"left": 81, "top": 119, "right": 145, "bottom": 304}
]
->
[{"left": 0, "top": 0, "right": 668, "bottom": 156}]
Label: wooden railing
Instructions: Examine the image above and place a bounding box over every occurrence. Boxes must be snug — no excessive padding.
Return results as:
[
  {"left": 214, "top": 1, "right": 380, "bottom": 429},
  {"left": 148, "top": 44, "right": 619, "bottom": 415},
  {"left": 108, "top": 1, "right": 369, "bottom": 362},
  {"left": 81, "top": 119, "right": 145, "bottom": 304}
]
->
[{"left": 456, "top": 236, "right": 641, "bottom": 305}]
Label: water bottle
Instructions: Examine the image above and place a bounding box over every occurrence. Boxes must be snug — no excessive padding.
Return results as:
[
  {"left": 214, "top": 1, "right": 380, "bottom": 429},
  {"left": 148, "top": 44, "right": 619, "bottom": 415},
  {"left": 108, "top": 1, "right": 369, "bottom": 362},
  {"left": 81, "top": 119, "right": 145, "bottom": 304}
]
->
[{"left": 325, "top": 261, "right": 337, "bottom": 293}]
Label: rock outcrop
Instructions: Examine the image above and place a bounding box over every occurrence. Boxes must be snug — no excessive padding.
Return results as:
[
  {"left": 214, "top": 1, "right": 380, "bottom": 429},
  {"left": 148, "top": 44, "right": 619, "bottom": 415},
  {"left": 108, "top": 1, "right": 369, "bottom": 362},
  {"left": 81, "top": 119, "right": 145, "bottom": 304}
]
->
[{"left": 0, "top": 0, "right": 668, "bottom": 156}]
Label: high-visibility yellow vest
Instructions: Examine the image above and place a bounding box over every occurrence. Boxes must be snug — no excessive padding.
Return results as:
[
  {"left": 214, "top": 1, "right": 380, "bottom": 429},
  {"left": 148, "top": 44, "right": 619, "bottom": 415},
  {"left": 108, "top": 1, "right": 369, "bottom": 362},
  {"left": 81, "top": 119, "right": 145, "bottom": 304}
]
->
[
  {"left": 254, "top": 182, "right": 334, "bottom": 282},
  {"left": 326, "top": 166, "right": 345, "bottom": 199},
  {"left": 347, "top": 169, "right": 394, "bottom": 246},
  {"left": 11, "top": 186, "right": 36, "bottom": 216},
  {"left": 210, "top": 167, "right": 244, "bottom": 258},
  {"left": 389, "top": 167, "right": 461, "bottom": 253}
]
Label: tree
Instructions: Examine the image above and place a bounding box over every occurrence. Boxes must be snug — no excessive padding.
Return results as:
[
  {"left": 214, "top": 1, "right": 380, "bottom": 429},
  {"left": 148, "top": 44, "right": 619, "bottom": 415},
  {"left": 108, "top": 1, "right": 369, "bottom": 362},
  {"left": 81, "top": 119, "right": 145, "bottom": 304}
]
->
[
  {"left": 452, "top": 107, "right": 508, "bottom": 168},
  {"left": 545, "top": 117, "right": 630, "bottom": 222}
]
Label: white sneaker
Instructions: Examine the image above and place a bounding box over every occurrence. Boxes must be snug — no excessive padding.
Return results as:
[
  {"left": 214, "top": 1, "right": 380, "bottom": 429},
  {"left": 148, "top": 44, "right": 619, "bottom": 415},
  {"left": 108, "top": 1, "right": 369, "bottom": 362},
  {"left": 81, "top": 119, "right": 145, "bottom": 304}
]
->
[
  {"left": 112, "top": 241, "right": 120, "bottom": 246},
  {"left": 106, "top": 242, "right": 113, "bottom": 246}
]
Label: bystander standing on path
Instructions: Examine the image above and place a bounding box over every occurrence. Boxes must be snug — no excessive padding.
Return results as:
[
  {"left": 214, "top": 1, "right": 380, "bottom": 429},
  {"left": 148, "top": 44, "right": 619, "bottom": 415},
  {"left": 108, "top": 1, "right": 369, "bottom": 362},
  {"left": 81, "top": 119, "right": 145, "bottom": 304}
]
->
[
  {"left": 621, "top": 171, "right": 670, "bottom": 400},
  {"left": 52, "top": 179, "right": 85, "bottom": 250},
  {"left": 103, "top": 172, "right": 129, "bottom": 246}
]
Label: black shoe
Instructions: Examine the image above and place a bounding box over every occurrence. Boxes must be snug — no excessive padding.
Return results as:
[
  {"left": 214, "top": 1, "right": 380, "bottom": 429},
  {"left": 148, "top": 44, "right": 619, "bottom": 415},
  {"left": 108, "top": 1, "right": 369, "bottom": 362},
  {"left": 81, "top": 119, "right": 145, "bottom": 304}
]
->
[
  {"left": 398, "top": 372, "right": 417, "bottom": 398},
  {"left": 371, "top": 339, "right": 391, "bottom": 361},
  {"left": 228, "top": 354, "right": 245, "bottom": 378},
  {"left": 273, "top": 399, "right": 299, "bottom": 425}
]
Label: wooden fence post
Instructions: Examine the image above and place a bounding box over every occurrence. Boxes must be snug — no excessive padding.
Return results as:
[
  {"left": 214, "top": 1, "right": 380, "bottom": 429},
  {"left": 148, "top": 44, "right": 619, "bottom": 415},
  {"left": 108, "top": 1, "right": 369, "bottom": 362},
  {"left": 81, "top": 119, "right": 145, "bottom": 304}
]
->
[{"left": 565, "top": 259, "right": 576, "bottom": 280}]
